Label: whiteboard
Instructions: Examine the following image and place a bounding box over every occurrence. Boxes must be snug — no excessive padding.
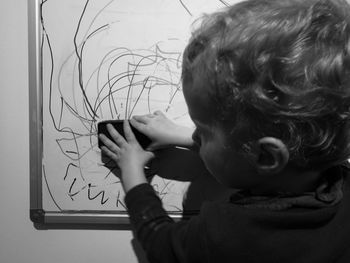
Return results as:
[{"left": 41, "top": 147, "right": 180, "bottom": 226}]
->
[{"left": 29, "top": 0, "right": 236, "bottom": 226}]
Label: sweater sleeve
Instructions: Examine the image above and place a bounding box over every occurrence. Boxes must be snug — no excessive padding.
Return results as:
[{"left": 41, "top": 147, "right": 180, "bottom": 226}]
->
[{"left": 125, "top": 183, "right": 205, "bottom": 263}]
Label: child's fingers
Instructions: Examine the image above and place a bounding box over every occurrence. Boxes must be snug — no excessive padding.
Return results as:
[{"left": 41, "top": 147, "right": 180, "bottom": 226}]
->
[
  {"left": 99, "top": 134, "right": 120, "bottom": 153},
  {"left": 132, "top": 114, "right": 153, "bottom": 124},
  {"left": 100, "top": 145, "right": 118, "bottom": 161},
  {"left": 130, "top": 117, "right": 146, "bottom": 132},
  {"left": 106, "top": 124, "right": 126, "bottom": 146},
  {"left": 123, "top": 119, "right": 137, "bottom": 143}
]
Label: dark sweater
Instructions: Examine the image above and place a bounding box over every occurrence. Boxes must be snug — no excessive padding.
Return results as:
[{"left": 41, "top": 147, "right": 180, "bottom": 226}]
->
[{"left": 125, "top": 165, "right": 350, "bottom": 263}]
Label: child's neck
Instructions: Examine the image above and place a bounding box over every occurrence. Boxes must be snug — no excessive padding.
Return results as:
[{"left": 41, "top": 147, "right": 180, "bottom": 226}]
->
[{"left": 249, "top": 168, "right": 322, "bottom": 196}]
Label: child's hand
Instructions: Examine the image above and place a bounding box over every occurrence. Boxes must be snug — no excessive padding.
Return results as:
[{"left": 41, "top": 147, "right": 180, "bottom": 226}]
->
[
  {"left": 99, "top": 120, "right": 154, "bottom": 192},
  {"left": 130, "top": 111, "right": 195, "bottom": 150}
]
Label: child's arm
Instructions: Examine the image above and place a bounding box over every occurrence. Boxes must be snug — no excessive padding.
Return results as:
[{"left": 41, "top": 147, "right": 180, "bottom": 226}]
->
[
  {"left": 99, "top": 120, "right": 205, "bottom": 262},
  {"left": 130, "top": 110, "right": 195, "bottom": 151},
  {"left": 125, "top": 183, "right": 205, "bottom": 263}
]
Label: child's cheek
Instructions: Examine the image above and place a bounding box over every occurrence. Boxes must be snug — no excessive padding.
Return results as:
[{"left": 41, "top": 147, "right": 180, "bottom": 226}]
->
[{"left": 199, "top": 144, "right": 220, "bottom": 176}]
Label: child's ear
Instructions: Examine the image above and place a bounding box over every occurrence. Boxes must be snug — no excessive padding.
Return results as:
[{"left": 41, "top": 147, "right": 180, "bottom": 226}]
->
[{"left": 254, "top": 137, "right": 289, "bottom": 175}]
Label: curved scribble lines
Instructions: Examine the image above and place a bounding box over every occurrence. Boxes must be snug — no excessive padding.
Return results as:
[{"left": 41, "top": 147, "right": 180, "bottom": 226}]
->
[
  {"left": 41, "top": 2, "right": 60, "bottom": 132},
  {"left": 128, "top": 76, "right": 150, "bottom": 116},
  {"left": 43, "top": 166, "right": 63, "bottom": 211},
  {"left": 116, "top": 191, "right": 127, "bottom": 209},
  {"left": 95, "top": 73, "right": 140, "bottom": 115},
  {"left": 178, "top": 0, "right": 192, "bottom": 16},
  {"left": 57, "top": 0, "right": 114, "bottom": 127},
  {"left": 96, "top": 47, "right": 134, "bottom": 118},
  {"left": 219, "top": 0, "right": 230, "bottom": 7},
  {"left": 64, "top": 163, "right": 78, "bottom": 180},
  {"left": 79, "top": 23, "right": 109, "bottom": 115},
  {"left": 42, "top": 0, "right": 190, "bottom": 210},
  {"left": 73, "top": 0, "right": 98, "bottom": 119},
  {"left": 87, "top": 184, "right": 109, "bottom": 205},
  {"left": 124, "top": 54, "right": 164, "bottom": 119}
]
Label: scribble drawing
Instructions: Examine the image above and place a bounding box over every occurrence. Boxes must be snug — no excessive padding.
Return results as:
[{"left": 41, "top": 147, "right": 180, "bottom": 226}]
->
[{"left": 40, "top": 0, "right": 229, "bottom": 212}]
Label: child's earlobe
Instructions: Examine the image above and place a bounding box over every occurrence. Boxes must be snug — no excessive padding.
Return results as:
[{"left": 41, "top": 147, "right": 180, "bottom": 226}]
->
[{"left": 255, "top": 137, "right": 289, "bottom": 175}]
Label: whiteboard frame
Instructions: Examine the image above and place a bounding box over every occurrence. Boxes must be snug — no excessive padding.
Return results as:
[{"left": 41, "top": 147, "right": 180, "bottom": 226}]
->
[{"left": 28, "top": 0, "right": 190, "bottom": 228}]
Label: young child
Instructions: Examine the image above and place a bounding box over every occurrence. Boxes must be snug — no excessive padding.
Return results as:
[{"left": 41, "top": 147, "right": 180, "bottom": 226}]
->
[{"left": 99, "top": 0, "right": 350, "bottom": 262}]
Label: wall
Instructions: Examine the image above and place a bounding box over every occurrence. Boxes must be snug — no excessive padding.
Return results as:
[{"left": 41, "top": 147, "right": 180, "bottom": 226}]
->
[{"left": 0, "top": 1, "right": 142, "bottom": 262}]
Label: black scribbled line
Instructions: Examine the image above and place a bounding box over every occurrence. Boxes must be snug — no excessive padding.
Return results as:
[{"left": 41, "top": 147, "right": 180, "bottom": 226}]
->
[
  {"left": 69, "top": 178, "right": 77, "bottom": 195},
  {"left": 56, "top": 135, "right": 96, "bottom": 166},
  {"left": 58, "top": 97, "right": 64, "bottom": 128},
  {"left": 104, "top": 51, "right": 142, "bottom": 118},
  {"left": 43, "top": 166, "right": 63, "bottom": 211},
  {"left": 106, "top": 52, "right": 149, "bottom": 119},
  {"left": 152, "top": 184, "right": 161, "bottom": 197},
  {"left": 97, "top": 158, "right": 113, "bottom": 167},
  {"left": 73, "top": 0, "right": 98, "bottom": 120},
  {"left": 107, "top": 65, "right": 122, "bottom": 119},
  {"left": 165, "top": 85, "right": 181, "bottom": 112},
  {"left": 77, "top": 0, "right": 116, "bottom": 120},
  {"left": 53, "top": 1, "right": 114, "bottom": 152},
  {"left": 62, "top": 100, "right": 95, "bottom": 124},
  {"left": 64, "top": 163, "right": 78, "bottom": 180},
  {"left": 124, "top": 54, "right": 166, "bottom": 118},
  {"left": 155, "top": 43, "right": 183, "bottom": 70},
  {"left": 41, "top": 4, "right": 90, "bottom": 138},
  {"left": 96, "top": 48, "right": 132, "bottom": 119},
  {"left": 56, "top": 134, "right": 87, "bottom": 182},
  {"left": 105, "top": 166, "right": 121, "bottom": 180},
  {"left": 219, "top": 0, "right": 230, "bottom": 6},
  {"left": 104, "top": 52, "right": 139, "bottom": 119},
  {"left": 103, "top": 167, "right": 115, "bottom": 180},
  {"left": 56, "top": 135, "right": 79, "bottom": 159},
  {"left": 128, "top": 76, "right": 149, "bottom": 116},
  {"left": 158, "top": 180, "right": 172, "bottom": 200},
  {"left": 41, "top": 1, "right": 86, "bottom": 197},
  {"left": 87, "top": 184, "right": 109, "bottom": 205},
  {"left": 56, "top": 136, "right": 80, "bottom": 161},
  {"left": 147, "top": 80, "right": 153, "bottom": 113},
  {"left": 41, "top": 2, "right": 58, "bottom": 131},
  {"left": 68, "top": 192, "right": 79, "bottom": 200},
  {"left": 68, "top": 182, "right": 87, "bottom": 201},
  {"left": 125, "top": 73, "right": 140, "bottom": 119},
  {"left": 144, "top": 78, "right": 179, "bottom": 113},
  {"left": 178, "top": 0, "right": 192, "bottom": 16},
  {"left": 152, "top": 180, "right": 184, "bottom": 212},
  {"left": 55, "top": 6, "right": 112, "bottom": 127},
  {"left": 78, "top": 23, "right": 109, "bottom": 119},
  {"left": 147, "top": 60, "right": 182, "bottom": 112},
  {"left": 68, "top": 186, "right": 86, "bottom": 201},
  {"left": 98, "top": 48, "right": 180, "bottom": 117},
  {"left": 66, "top": 150, "right": 78, "bottom": 155},
  {"left": 94, "top": 72, "right": 141, "bottom": 116},
  {"left": 109, "top": 180, "right": 122, "bottom": 185},
  {"left": 154, "top": 43, "right": 182, "bottom": 59},
  {"left": 116, "top": 191, "right": 126, "bottom": 209}
]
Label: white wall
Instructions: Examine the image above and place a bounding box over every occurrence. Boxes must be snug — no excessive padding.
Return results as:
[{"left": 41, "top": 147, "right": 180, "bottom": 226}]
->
[{"left": 0, "top": 1, "right": 143, "bottom": 262}]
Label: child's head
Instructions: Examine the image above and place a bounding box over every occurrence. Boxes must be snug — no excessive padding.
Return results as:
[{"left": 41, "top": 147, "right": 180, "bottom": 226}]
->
[{"left": 182, "top": 0, "right": 350, "bottom": 181}]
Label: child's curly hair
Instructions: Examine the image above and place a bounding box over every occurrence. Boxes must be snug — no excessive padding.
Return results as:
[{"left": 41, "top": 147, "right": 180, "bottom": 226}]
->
[{"left": 182, "top": 0, "right": 350, "bottom": 169}]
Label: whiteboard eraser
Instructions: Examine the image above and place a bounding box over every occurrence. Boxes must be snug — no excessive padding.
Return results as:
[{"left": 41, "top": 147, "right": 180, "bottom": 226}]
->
[{"left": 98, "top": 120, "right": 152, "bottom": 149}]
